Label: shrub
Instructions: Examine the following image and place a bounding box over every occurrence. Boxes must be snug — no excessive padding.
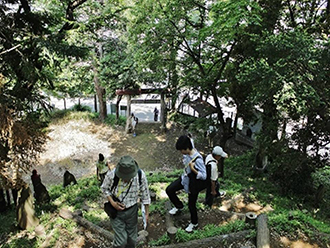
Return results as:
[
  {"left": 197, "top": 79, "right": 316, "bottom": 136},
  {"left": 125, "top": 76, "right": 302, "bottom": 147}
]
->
[
  {"left": 71, "top": 104, "right": 92, "bottom": 112},
  {"left": 105, "top": 114, "right": 126, "bottom": 127}
]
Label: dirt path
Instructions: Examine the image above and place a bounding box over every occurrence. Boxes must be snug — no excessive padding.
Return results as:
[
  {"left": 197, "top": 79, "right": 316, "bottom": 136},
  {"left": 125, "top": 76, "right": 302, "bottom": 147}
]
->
[
  {"left": 24, "top": 120, "right": 183, "bottom": 186},
  {"left": 23, "top": 119, "right": 113, "bottom": 185}
]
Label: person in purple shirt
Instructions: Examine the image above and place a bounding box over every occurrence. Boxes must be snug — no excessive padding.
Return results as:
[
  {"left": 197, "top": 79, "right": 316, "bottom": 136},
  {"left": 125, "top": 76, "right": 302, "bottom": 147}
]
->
[{"left": 166, "top": 135, "right": 207, "bottom": 232}]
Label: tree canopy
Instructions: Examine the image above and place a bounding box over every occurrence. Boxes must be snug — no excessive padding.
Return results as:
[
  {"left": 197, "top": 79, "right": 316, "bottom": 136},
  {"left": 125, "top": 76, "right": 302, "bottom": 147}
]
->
[{"left": 0, "top": 0, "right": 329, "bottom": 194}]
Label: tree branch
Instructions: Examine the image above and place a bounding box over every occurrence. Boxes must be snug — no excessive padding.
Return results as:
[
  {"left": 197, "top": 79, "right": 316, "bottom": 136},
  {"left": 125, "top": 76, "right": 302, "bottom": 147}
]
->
[
  {"left": 210, "top": 40, "right": 237, "bottom": 126},
  {"left": 19, "top": 0, "right": 31, "bottom": 13},
  {"left": 156, "top": 0, "right": 206, "bottom": 76},
  {"left": 286, "top": 0, "right": 297, "bottom": 27},
  {"left": 0, "top": 44, "right": 21, "bottom": 56},
  {"left": 59, "top": 0, "right": 88, "bottom": 33}
]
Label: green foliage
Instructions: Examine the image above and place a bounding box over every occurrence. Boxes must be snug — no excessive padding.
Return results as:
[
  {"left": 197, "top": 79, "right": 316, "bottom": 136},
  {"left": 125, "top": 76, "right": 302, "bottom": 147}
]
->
[
  {"left": 0, "top": 209, "right": 17, "bottom": 238},
  {"left": 175, "top": 220, "right": 248, "bottom": 243},
  {"left": 224, "top": 153, "right": 330, "bottom": 238},
  {"left": 269, "top": 148, "right": 314, "bottom": 195},
  {"left": 48, "top": 176, "right": 101, "bottom": 210},
  {"left": 1, "top": 237, "right": 39, "bottom": 248},
  {"left": 148, "top": 198, "right": 169, "bottom": 215},
  {"left": 169, "top": 111, "right": 214, "bottom": 134},
  {"left": 269, "top": 210, "right": 330, "bottom": 237},
  {"left": 104, "top": 114, "right": 126, "bottom": 127},
  {"left": 84, "top": 209, "right": 108, "bottom": 224},
  {"left": 71, "top": 104, "right": 92, "bottom": 112},
  {"left": 312, "top": 166, "right": 330, "bottom": 199},
  {"left": 148, "top": 233, "right": 170, "bottom": 246},
  {"left": 237, "top": 29, "right": 330, "bottom": 195},
  {"left": 146, "top": 170, "right": 182, "bottom": 183},
  {"left": 48, "top": 228, "right": 61, "bottom": 247},
  {"left": 49, "top": 109, "right": 97, "bottom": 124}
]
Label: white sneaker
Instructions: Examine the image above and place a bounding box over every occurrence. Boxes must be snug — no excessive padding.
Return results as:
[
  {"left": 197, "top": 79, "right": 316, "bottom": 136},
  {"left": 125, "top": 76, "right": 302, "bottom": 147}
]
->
[
  {"left": 169, "top": 207, "right": 182, "bottom": 215},
  {"left": 185, "top": 223, "right": 198, "bottom": 232},
  {"left": 219, "top": 191, "right": 226, "bottom": 198}
]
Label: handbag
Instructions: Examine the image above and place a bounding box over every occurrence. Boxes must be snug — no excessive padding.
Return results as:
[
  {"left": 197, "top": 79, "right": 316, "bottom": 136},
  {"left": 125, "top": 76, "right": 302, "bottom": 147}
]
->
[
  {"left": 104, "top": 201, "right": 118, "bottom": 219},
  {"left": 104, "top": 180, "right": 133, "bottom": 219}
]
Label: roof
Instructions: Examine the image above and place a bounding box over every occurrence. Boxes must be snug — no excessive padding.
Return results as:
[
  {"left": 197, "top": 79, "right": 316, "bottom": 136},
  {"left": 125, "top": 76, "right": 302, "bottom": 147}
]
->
[{"left": 188, "top": 98, "right": 217, "bottom": 117}]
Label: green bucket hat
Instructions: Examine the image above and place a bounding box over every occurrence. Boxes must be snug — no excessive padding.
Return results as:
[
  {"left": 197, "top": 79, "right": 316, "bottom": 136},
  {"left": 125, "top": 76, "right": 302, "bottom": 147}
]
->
[{"left": 115, "top": 155, "right": 139, "bottom": 181}]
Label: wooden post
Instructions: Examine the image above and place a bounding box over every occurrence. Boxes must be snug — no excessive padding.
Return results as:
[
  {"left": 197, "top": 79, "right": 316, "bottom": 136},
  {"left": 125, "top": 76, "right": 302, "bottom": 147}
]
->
[
  {"left": 257, "top": 214, "right": 270, "bottom": 248},
  {"left": 125, "top": 95, "right": 132, "bottom": 133},
  {"left": 165, "top": 201, "right": 177, "bottom": 243},
  {"left": 245, "top": 212, "right": 257, "bottom": 227}
]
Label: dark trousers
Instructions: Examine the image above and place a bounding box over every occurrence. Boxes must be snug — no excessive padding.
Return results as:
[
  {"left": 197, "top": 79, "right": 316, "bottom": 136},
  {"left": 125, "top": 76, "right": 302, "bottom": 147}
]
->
[
  {"left": 99, "top": 172, "right": 107, "bottom": 185},
  {"left": 204, "top": 180, "right": 220, "bottom": 207},
  {"left": 166, "top": 177, "right": 206, "bottom": 225}
]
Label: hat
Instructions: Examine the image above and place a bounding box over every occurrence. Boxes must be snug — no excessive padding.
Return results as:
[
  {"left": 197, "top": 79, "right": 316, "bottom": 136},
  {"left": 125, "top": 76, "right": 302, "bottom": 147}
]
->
[
  {"left": 115, "top": 156, "right": 139, "bottom": 180},
  {"left": 212, "top": 146, "right": 228, "bottom": 158}
]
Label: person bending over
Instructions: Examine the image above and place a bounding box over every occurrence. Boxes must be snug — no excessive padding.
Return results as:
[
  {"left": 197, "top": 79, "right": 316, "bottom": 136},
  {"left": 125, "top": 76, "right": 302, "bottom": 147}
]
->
[{"left": 166, "top": 135, "right": 207, "bottom": 232}]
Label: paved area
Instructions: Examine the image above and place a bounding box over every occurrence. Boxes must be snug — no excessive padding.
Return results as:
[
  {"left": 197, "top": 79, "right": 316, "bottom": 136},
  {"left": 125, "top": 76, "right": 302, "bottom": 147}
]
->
[{"left": 50, "top": 96, "right": 160, "bottom": 122}]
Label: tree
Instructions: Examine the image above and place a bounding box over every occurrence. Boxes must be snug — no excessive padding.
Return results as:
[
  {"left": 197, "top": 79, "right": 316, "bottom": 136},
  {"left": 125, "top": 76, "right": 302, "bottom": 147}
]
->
[
  {"left": 127, "top": 0, "right": 263, "bottom": 145},
  {"left": 0, "top": 0, "right": 88, "bottom": 187},
  {"left": 236, "top": 0, "right": 330, "bottom": 193},
  {"left": 54, "top": 0, "right": 141, "bottom": 121}
]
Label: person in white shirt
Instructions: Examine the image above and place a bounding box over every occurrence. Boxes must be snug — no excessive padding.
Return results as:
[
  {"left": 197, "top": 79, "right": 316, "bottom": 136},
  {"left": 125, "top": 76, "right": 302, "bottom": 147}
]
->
[
  {"left": 204, "top": 146, "right": 228, "bottom": 207},
  {"left": 166, "top": 135, "right": 207, "bottom": 232},
  {"left": 130, "top": 113, "right": 138, "bottom": 137}
]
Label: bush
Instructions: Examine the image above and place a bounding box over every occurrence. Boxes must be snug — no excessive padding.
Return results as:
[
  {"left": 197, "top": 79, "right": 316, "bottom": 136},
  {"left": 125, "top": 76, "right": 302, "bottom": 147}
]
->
[
  {"left": 312, "top": 165, "right": 330, "bottom": 200},
  {"left": 71, "top": 104, "right": 92, "bottom": 112},
  {"left": 105, "top": 114, "right": 126, "bottom": 127},
  {"left": 268, "top": 146, "right": 314, "bottom": 195}
]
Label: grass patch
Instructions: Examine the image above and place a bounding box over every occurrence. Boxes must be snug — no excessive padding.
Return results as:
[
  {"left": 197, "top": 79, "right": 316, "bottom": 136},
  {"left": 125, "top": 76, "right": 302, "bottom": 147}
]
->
[
  {"left": 49, "top": 109, "right": 97, "bottom": 124},
  {"left": 224, "top": 152, "right": 330, "bottom": 239},
  {"left": 175, "top": 220, "right": 248, "bottom": 243},
  {"left": 148, "top": 233, "right": 171, "bottom": 246},
  {"left": 48, "top": 109, "right": 126, "bottom": 128},
  {"left": 48, "top": 176, "right": 101, "bottom": 210},
  {"left": 1, "top": 236, "right": 39, "bottom": 248},
  {"left": 104, "top": 114, "right": 126, "bottom": 126},
  {"left": 147, "top": 170, "right": 182, "bottom": 183}
]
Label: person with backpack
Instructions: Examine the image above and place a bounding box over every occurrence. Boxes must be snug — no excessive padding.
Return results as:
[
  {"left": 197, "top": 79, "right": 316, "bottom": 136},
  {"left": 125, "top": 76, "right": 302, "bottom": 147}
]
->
[
  {"left": 96, "top": 153, "right": 109, "bottom": 184},
  {"left": 166, "top": 135, "right": 207, "bottom": 232},
  {"left": 101, "top": 155, "right": 151, "bottom": 248},
  {"left": 204, "top": 146, "right": 228, "bottom": 208},
  {"left": 130, "top": 113, "right": 138, "bottom": 137}
]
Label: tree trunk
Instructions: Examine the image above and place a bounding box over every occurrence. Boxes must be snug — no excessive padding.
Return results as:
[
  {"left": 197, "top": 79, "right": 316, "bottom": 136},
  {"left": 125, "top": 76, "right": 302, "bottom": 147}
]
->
[
  {"left": 93, "top": 65, "right": 107, "bottom": 121},
  {"left": 261, "top": 99, "right": 278, "bottom": 142},
  {"left": 160, "top": 92, "right": 167, "bottom": 132},
  {"left": 59, "top": 208, "right": 114, "bottom": 241},
  {"left": 233, "top": 110, "right": 239, "bottom": 137},
  {"left": 156, "top": 230, "right": 251, "bottom": 248},
  {"left": 94, "top": 94, "right": 97, "bottom": 112},
  {"left": 116, "top": 95, "right": 122, "bottom": 120},
  {"left": 125, "top": 95, "right": 132, "bottom": 133}
]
